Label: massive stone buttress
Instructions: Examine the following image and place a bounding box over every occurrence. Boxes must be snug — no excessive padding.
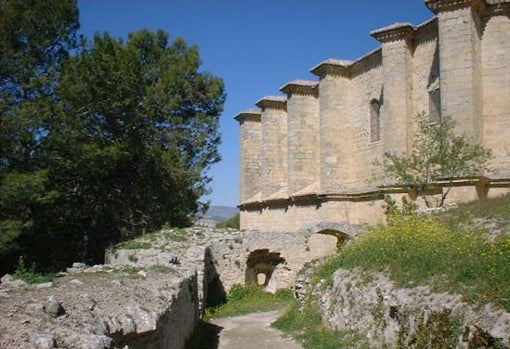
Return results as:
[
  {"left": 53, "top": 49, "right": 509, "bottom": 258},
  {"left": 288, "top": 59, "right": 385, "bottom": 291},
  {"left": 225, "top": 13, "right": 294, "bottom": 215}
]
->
[{"left": 236, "top": 0, "right": 510, "bottom": 232}]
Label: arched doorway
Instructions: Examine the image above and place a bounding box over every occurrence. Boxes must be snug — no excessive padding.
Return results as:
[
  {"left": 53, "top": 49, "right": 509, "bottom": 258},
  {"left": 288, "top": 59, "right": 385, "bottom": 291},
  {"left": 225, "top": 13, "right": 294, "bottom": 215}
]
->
[
  {"left": 308, "top": 229, "right": 350, "bottom": 258},
  {"left": 245, "top": 249, "right": 286, "bottom": 287},
  {"left": 298, "top": 221, "right": 357, "bottom": 259}
]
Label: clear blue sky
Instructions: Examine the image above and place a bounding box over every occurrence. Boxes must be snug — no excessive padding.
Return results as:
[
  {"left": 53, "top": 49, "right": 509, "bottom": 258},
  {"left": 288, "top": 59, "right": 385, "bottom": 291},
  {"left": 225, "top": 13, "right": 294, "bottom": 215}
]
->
[{"left": 77, "top": 0, "right": 434, "bottom": 208}]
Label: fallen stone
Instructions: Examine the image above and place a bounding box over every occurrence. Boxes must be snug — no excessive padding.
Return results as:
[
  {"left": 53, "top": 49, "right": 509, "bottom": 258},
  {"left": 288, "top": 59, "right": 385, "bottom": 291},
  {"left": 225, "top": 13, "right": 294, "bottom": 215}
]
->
[
  {"left": 69, "top": 279, "right": 84, "bottom": 286},
  {"left": 6, "top": 279, "right": 28, "bottom": 288},
  {"left": 36, "top": 282, "right": 53, "bottom": 289},
  {"left": 120, "top": 314, "right": 137, "bottom": 334},
  {"left": 72, "top": 262, "right": 87, "bottom": 269},
  {"left": 45, "top": 295, "right": 65, "bottom": 318},
  {"left": 1, "top": 273, "right": 13, "bottom": 283},
  {"left": 31, "top": 333, "right": 55, "bottom": 349}
]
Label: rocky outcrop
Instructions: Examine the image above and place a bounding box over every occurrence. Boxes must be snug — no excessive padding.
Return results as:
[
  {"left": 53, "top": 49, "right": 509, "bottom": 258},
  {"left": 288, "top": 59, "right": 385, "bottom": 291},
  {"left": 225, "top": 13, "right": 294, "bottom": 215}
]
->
[
  {"left": 105, "top": 227, "right": 339, "bottom": 295},
  {"left": 315, "top": 268, "right": 510, "bottom": 348},
  {"left": 0, "top": 264, "right": 199, "bottom": 349},
  {"left": 3, "top": 225, "right": 508, "bottom": 348},
  {"left": 0, "top": 226, "right": 323, "bottom": 349}
]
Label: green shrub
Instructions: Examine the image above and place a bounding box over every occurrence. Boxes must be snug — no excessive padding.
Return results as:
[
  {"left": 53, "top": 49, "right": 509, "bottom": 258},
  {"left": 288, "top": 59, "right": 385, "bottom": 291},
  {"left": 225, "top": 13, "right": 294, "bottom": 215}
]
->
[
  {"left": 319, "top": 214, "right": 510, "bottom": 311},
  {"left": 114, "top": 240, "right": 152, "bottom": 250},
  {"left": 13, "top": 256, "right": 54, "bottom": 284},
  {"left": 216, "top": 213, "right": 240, "bottom": 229}
]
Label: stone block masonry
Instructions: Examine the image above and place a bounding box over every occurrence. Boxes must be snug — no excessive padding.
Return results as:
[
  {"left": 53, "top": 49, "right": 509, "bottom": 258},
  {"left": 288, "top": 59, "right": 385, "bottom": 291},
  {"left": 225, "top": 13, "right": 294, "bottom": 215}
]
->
[{"left": 236, "top": 0, "right": 510, "bottom": 232}]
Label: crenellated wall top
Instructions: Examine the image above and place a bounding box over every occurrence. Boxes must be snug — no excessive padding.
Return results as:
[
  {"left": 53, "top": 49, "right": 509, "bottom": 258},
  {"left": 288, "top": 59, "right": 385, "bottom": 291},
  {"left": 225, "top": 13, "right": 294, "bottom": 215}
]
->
[
  {"left": 370, "top": 22, "right": 414, "bottom": 43},
  {"left": 310, "top": 58, "right": 353, "bottom": 78},
  {"left": 255, "top": 96, "right": 287, "bottom": 111},
  {"left": 279, "top": 79, "right": 319, "bottom": 97},
  {"left": 234, "top": 109, "right": 261, "bottom": 123}
]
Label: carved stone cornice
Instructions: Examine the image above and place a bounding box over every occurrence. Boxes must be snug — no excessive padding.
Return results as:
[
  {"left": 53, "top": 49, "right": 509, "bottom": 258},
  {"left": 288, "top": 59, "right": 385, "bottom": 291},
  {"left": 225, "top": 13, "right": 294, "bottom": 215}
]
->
[
  {"left": 370, "top": 23, "right": 414, "bottom": 43},
  {"left": 255, "top": 96, "right": 287, "bottom": 111},
  {"left": 319, "top": 187, "right": 383, "bottom": 202},
  {"left": 234, "top": 109, "right": 261, "bottom": 123},
  {"left": 310, "top": 58, "right": 352, "bottom": 78},
  {"left": 425, "top": 0, "right": 472, "bottom": 13},
  {"left": 279, "top": 80, "right": 319, "bottom": 97}
]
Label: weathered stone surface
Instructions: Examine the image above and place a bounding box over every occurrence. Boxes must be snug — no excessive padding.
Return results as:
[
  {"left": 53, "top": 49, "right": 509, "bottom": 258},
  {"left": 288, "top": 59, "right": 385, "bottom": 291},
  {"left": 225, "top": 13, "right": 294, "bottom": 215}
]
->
[
  {"left": 44, "top": 295, "right": 65, "bottom": 318},
  {"left": 1, "top": 273, "right": 13, "bottom": 283},
  {"left": 31, "top": 333, "right": 55, "bottom": 349},
  {"left": 72, "top": 262, "right": 86, "bottom": 269},
  {"left": 236, "top": 0, "right": 510, "bottom": 232},
  {"left": 316, "top": 268, "right": 510, "bottom": 348},
  {"left": 0, "top": 260, "right": 199, "bottom": 349},
  {"left": 1, "top": 224, "right": 509, "bottom": 348}
]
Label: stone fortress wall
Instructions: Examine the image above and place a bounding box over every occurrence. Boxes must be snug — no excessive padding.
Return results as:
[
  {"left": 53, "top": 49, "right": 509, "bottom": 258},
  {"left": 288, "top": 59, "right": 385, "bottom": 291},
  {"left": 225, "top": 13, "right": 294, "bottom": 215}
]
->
[{"left": 236, "top": 0, "right": 510, "bottom": 232}]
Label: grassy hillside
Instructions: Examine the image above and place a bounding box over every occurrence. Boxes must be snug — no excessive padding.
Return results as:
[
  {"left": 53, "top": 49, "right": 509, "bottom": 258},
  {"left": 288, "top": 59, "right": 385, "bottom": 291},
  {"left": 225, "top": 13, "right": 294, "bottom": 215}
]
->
[
  {"left": 315, "top": 194, "right": 510, "bottom": 311},
  {"left": 273, "top": 194, "right": 510, "bottom": 349}
]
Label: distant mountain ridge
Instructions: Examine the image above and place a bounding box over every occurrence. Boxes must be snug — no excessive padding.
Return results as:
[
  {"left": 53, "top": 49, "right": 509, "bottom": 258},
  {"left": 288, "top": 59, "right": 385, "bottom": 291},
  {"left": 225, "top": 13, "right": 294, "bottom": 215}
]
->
[
  {"left": 205, "top": 206, "right": 238, "bottom": 221},
  {"left": 195, "top": 205, "right": 238, "bottom": 228}
]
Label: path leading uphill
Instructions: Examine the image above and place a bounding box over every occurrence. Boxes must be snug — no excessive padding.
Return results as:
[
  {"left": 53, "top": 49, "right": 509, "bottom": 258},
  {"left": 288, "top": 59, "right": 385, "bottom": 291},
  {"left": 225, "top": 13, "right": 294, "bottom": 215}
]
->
[{"left": 208, "top": 310, "right": 303, "bottom": 349}]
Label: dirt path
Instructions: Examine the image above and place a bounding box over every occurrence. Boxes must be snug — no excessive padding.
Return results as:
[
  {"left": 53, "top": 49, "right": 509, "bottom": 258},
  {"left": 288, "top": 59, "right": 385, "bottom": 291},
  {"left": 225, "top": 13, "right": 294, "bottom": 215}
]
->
[{"left": 208, "top": 310, "right": 303, "bottom": 349}]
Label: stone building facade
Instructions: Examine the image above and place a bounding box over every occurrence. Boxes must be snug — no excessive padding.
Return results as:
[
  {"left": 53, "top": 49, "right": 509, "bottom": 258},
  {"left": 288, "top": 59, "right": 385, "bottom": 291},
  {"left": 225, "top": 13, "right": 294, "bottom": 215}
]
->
[{"left": 236, "top": 0, "right": 510, "bottom": 232}]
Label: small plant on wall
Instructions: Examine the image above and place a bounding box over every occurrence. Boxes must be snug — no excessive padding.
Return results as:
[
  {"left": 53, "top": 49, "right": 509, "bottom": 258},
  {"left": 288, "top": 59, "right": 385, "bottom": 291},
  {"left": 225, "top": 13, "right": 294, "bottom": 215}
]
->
[{"left": 377, "top": 114, "right": 492, "bottom": 208}]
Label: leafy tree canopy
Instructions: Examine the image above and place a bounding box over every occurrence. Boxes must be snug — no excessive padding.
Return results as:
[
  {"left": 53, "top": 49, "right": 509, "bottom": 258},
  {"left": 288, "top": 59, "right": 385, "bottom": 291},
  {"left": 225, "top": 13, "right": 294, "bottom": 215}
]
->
[
  {"left": 0, "top": 1, "right": 225, "bottom": 273},
  {"left": 380, "top": 114, "right": 492, "bottom": 207},
  {"left": 0, "top": 0, "right": 80, "bottom": 273}
]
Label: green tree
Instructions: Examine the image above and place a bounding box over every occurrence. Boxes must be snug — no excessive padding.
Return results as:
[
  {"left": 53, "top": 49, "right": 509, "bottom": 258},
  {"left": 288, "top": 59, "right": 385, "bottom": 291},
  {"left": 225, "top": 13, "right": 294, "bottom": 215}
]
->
[
  {"left": 0, "top": 3, "right": 225, "bottom": 273},
  {"left": 0, "top": 0, "right": 80, "bottom": 274},
  {"left": 0, "top": 0, "right": 80, "bottom": 169},
  {"left": 380, "top": 114, "right": 492, "bottom": 208},
  {"left": 44, "top": 30, "right": 225, "bottom": 263}
]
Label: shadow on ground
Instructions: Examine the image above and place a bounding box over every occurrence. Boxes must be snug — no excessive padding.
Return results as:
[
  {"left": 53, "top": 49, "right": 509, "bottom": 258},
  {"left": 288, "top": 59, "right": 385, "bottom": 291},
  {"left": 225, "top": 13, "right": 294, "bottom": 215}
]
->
[{"left": 186, "top": 321, "right": 223, "bottom": 349}]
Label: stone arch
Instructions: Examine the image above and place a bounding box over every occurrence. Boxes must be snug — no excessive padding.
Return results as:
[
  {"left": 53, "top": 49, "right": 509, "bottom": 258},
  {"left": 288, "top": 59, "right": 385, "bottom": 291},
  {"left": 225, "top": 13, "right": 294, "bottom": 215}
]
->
[
  {"left": 298, "top": 221, "right": 358, "bottom": 238},
  {"left": 245, "top": 249, "right": 286, "bottom": 287},
  {"left": 298, "top": 221, "right": 358, "bottom": 258}
]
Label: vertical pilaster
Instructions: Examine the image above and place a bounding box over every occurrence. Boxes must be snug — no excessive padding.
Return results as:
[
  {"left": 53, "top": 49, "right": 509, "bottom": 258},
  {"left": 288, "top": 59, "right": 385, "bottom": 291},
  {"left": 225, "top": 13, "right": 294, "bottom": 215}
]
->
[
  {"left": 234, "top": 110, "right": 262, "bottom": 204},
  {"left": 255, "top": 96, "right": 288, "bottom": 200},
  {"left": 426, "top": 0, "right": 483, "bottom": 140},
  {"left": 481, "top": 1, "right": 510, "bottom": 170},
  {"left": 371, "top": 23, "right": 414, "bottom": 154},
  {"left": 311, "top": 59, "right": 353, "bottom": 192},
  {"left": 280, "top": 80, "right": 320, "bottom": 195}
]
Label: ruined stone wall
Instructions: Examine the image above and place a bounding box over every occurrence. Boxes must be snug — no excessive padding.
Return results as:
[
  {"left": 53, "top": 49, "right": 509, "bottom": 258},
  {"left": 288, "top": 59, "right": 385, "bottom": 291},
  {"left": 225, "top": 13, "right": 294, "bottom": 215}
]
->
[
  {"left": 0, "top": 264, "right": 199, "bottom": 349},
  {"left": 317, "top": 269, "right": 510, "bottom": 348}
]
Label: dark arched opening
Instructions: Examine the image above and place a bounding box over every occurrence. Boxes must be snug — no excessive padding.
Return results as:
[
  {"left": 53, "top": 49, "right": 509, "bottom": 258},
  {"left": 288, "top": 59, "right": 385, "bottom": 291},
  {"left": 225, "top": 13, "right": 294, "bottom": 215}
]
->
[
  {"left": 308, "top": 229, "right": 350, "bottom": 258},
  {"left": 370, "top": 98, "right": 381, "bottom": 142},
  {"left": 245, "top": 249, "right": 286, "bottom": 287}
]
